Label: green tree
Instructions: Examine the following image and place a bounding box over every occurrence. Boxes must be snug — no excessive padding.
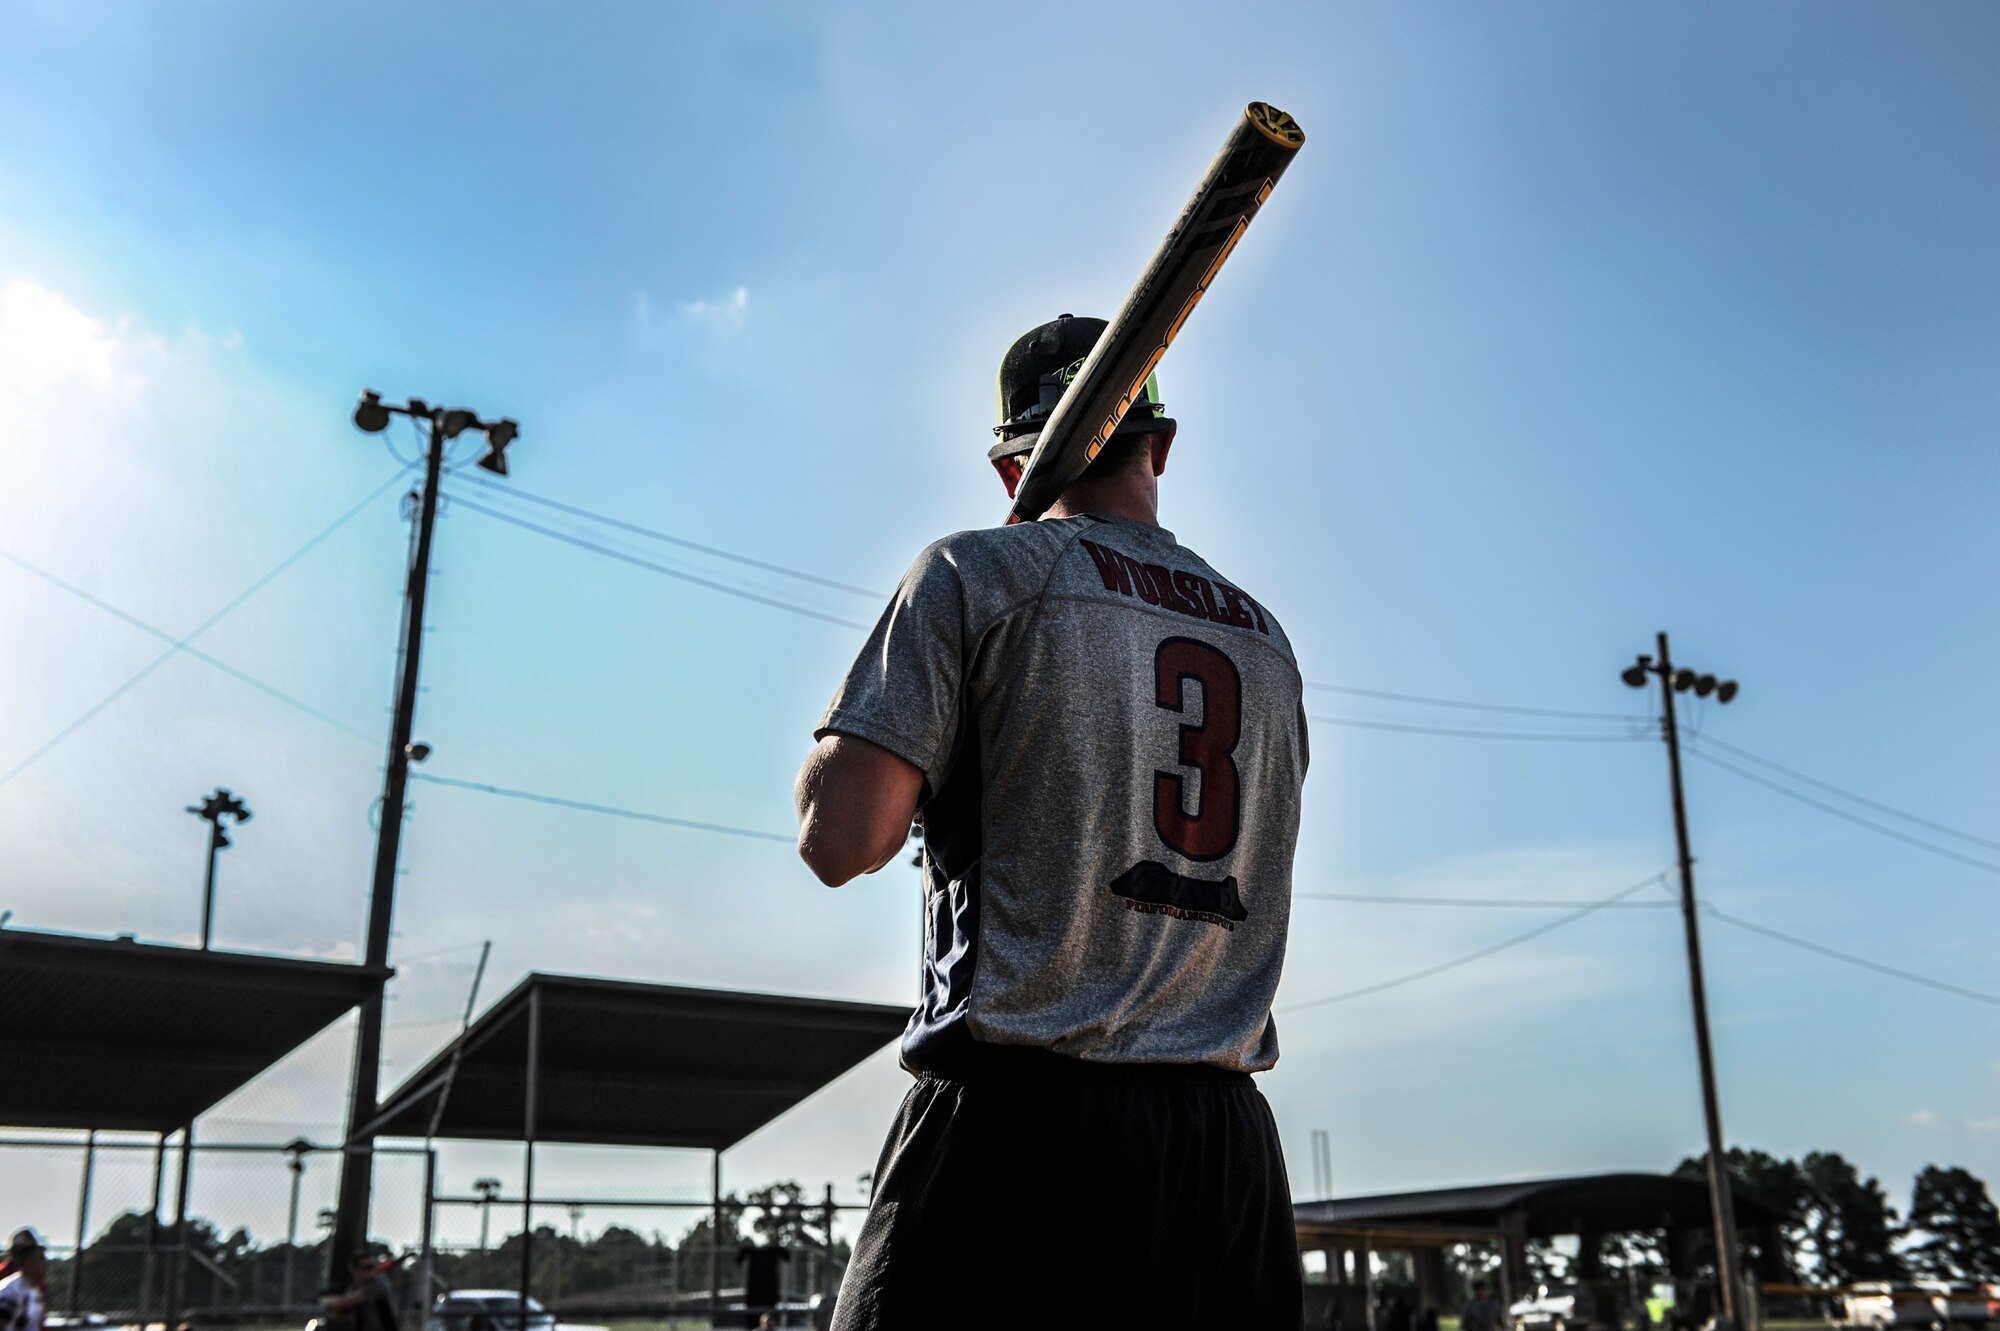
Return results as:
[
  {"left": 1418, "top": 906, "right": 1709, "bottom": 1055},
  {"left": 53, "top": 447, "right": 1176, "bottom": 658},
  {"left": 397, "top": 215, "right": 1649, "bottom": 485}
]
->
[
  {"left": 1673, "top": 1149, "right": 1808, "bottom": 1282},
  {"left": 743, "top": 1182, "right": 825, "bottom": 1249},
  {"left": 676, "top": 1197, "right": 748, "bottom": 1296},
  {"left": 1798, "top": 1152, "right": 1904, "bottom": 1283},
  {"left": 1600, "top": 1230, "right": 1668, "bottom": 1282},
  {"left": 1525, "top": 1239, "right": 1570, "bottom": 1286},
  {"left": 1902, "top": 1166, "right": 2000, "bottom": 1280}
]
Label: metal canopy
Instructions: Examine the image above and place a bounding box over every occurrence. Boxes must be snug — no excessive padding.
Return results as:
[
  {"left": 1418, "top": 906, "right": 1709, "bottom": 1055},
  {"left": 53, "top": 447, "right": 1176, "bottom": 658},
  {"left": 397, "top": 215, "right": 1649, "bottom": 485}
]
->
[
  {"left": 366, "top": 972, "right": 908, "bottom": 1151},
  {"left": 0, "top": 928, "right": 389, "bottom": 1133},
  {"left": 1294, "top": 1171, "right": 1783, "bottom": 1238}
]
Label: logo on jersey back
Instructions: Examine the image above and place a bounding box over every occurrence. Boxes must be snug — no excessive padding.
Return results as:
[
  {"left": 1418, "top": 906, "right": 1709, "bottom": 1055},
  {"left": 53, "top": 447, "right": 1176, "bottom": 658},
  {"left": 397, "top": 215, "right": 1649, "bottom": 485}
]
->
[{"left": 1110, "top": 859, "right": 1248, "bottom": 931}]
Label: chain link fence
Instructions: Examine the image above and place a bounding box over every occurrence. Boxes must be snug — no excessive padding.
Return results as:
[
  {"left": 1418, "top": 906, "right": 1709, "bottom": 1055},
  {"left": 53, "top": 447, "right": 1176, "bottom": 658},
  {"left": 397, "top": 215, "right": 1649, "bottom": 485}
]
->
[
  {"left": 8, "top": 1135, "right": 869, "bottom": 1330},
  {"left": 4, "top": 1135, "right": 433, "bottom": 1330},
  {"left": 424, "top": 1191, "right": 858, "bottom": 1328}
]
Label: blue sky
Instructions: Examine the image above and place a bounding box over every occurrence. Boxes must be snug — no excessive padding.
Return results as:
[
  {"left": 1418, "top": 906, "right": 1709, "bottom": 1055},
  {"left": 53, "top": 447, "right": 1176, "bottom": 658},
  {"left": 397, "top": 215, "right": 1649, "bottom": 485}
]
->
[{"left": 2, "top": 1, "right": 1996, "bottom": 1253}]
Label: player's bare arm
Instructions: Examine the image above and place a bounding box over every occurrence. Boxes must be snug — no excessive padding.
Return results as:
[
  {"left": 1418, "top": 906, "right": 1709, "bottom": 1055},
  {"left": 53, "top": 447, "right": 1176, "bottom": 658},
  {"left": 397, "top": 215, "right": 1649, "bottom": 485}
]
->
[{"left": 793, "top": 734, "right": 923, "bottom": 887}]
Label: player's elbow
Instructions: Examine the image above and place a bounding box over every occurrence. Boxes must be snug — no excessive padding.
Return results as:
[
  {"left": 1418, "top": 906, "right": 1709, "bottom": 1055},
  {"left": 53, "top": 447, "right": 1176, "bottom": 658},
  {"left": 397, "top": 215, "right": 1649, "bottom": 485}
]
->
[
  {"left": 796, "top": 819, "right": 880, "bottom": 888},
  {"left": 793, "top": 734, "right": 923, "bottom": 888}
]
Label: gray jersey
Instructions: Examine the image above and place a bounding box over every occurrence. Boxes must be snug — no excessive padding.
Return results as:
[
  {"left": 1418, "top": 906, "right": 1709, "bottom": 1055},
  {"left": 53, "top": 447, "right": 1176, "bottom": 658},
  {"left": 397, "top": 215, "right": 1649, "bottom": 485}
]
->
[{"left": 818, "top": 513, "right": 1307, "bottom": 1072}]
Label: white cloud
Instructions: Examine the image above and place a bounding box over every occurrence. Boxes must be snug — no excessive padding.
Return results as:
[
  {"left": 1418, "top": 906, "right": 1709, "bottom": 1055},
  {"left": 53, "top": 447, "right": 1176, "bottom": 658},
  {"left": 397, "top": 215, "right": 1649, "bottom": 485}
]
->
[
  {"left": 1968, "top": 1117, "right": 2000, "bottom": 1135},
  {"left": 626, "top": 285, "right": 761, "bottom": 379},
  {"left": 0, "top": 278, "right": 138, "bottom": 403},
  {"left": 679, "top": 284, "right": 750, "bottom": 330},
  {"left": 1905, "top": 1109, "right": 1945, "bottom": 1128},
  {"left": 631, "top": 284, "right": 754, "bottom": 340}
]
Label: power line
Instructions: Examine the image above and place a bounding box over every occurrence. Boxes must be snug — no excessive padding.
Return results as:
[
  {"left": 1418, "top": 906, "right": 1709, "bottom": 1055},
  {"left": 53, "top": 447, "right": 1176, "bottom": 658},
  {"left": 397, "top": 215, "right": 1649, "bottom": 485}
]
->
[
  {"left": 1308, "top": 715, "right": 1650, "bottom": 743},
  {"left": 0, "top": 467, "right": 410, "bottom": 785},
  {"left": 390, "top": 940, "right": 492, "bottom": 965},
  {"left": 449, "top": 495, "right": 871, "bottom": 631},
  {"left": 1296, "top": 891, "right": 1675, "bottom": 909},
  {"left": 1280, "top": 871, "right": 1671, "bottom": 1012},
  {"left": 1690, "top": 732, "right": 2000, "bottom": 853},
  {"left": 0, "top": 551, "right": 377, "bottom": 754},
  {"left": 1704, "top": 903, "right": 2000, "bottom": 1009},
  {"left": 1303, "top": 681, "right": 1644, "bottom": 723},
  {"left": 409, "top": 772, "right": 795, "bottom": 844},
  {"left": 451, "top": 470, "right": 884, "bottom": 599},
  {"left": 0, "top": 551, "right": 377, "bottom": 751},
  {"left": 1685, "top": 747, "right": 2000, "bottom": 877}
]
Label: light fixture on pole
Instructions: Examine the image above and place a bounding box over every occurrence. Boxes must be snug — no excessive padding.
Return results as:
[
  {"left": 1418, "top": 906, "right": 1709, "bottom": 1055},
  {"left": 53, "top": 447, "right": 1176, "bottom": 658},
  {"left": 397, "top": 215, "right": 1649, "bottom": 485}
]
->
[{"left": 1622, "top": 632, "right": 1743, "bottom": 1331}]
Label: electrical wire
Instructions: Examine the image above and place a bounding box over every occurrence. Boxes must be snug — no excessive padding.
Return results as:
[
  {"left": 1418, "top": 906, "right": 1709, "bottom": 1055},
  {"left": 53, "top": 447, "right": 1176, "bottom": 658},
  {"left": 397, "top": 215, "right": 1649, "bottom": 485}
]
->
[
  {"left": 381, "top": 419, "right": 423, "bottom": 468},
  {"left": 1278, "top": 871, "right": 1671, "bottom": 1012},
  {"left": 1296, "top": 891, "right": 1675, "bottom": 909},
  {"left": 390, "top": 940, "right": 493, "bottom": 965},
  {"left": 1303, "top": 681, "right": 1645, "bottom": 723},
  {"left": 409, "top": 772, "right": 794, "bottom": 844},
  {"left": 1308, "top": 715, "right": 1650, "bottom": 743},
  {"left": 451, "top": 471, "right": 884, "bottom": 598},
  {"left": 1689, "top": 733, "right": 2000, "bottom": 853},
  {"left": 449, "top": 495, "right": 871, "bottom": 631},
  {"left": 1703, "top": 903, "right": 2000, "bottom": 1008},
  {"left": 0, "top": 467, "right": 411, "bottom": 785},
  {"left": 1685, "top": 747, "right": 2000, "bottom": 877},
  {"left": 0, "top": 556, "right": 375, "bottom": 753}
]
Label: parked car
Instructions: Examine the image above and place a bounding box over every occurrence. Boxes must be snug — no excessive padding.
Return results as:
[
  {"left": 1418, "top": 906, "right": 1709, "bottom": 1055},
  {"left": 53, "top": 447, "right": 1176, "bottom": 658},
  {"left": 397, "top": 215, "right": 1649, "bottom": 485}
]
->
[
  {"left": 1842, "top": 1283, "right": 1957, "bottom": 1329},
  {"left": 429, "top": 1291, "right": 607, "bottom": 1331},
  {"left": 1916, "top": 1282, "right": 1991, "bottom": 1329},
  {"left": 1511, "top": 1284, "right": 1612, "bottom": 1331}
]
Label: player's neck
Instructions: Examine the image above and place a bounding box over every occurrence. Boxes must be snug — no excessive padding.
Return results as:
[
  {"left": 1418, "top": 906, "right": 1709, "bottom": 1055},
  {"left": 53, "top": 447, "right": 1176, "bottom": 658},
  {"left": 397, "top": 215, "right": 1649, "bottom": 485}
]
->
[{"left": 1046, "top": 474, "right": 1159, "bottom": 526}]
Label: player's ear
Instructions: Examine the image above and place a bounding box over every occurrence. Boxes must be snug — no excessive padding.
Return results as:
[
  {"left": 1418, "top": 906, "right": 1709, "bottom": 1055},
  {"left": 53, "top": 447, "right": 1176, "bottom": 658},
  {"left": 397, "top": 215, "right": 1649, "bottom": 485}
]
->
[
  {"left": 1149, "top": 425, "right": 1176, "bottom": 476},
  {"left": 993, "top": 454, "right": 1024, "bottom": 498}
]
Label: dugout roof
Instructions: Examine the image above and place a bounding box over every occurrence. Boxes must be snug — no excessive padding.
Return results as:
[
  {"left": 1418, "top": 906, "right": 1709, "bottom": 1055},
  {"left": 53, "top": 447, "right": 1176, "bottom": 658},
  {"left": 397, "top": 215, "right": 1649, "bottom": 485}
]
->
[
  {"left": 1294, "top": 1172, "right": 1784, "bottom": 1238},
  {"left": 0, "top": 927, "right": 389, "bottom": 1133},
  {"left": 364, "top": 972, "right": 908, "bottom": 1151}
]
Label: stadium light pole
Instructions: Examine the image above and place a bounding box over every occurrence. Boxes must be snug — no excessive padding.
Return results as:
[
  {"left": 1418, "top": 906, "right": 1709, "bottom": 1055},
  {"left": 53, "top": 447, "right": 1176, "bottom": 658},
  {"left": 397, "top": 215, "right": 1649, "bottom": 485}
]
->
[
  {"left": 282, "top": 1137, "right": 310, "bottom": 1309},
  {"left": 1621, "top": 631, "right": 1743, "bottom": 1330},
  {"left": 326, "top": 391, "right": 520, "bottom": 1287},
  {"left": 186, "top": 787, "right": 252, "bottom": 948}
]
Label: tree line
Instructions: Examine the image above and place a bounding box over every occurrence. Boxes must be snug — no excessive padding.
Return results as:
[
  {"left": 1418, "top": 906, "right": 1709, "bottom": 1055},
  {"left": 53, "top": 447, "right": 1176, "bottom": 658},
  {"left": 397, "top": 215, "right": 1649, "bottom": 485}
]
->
[
  {"left": 1506, "top": 1151, "right": 2000, "bottom": 1288},
  {"left": 1670, "top": 1151, "right": 2000, "bottom": 1284}
]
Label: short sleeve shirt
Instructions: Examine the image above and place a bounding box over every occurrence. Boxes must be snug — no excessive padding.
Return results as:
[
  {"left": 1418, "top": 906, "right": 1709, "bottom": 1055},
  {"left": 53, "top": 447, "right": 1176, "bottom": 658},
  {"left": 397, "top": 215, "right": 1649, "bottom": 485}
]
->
[
  {"left": 817, "top": 513, "right": 1307, "bottom": 1072},
  {"left": 353, "top": 1272, "right": 397, "bottom": 1331},
  {"left": 0, "top": 1275, "right": 44, "bottom": 1331}
]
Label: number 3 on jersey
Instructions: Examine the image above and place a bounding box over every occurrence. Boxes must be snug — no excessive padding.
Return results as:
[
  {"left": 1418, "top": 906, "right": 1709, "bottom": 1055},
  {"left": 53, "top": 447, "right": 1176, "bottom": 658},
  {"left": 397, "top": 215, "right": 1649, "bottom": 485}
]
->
[{"left": 1152, "top": 637, "right": 1243, "bottom": 861}]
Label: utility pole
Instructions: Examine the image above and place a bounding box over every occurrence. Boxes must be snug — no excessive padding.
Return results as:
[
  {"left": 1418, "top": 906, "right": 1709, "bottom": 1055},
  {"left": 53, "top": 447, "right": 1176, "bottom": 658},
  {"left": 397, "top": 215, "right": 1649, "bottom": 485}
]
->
[
  {"left": 186, "top": 788, "right": 252, "bottom": 948},
  {"left": 1621, "top": 632, "right": 1743, "bottom": 1330},
  {"left": 326, "top": 392, "right": 519, "bottom": 1287}
]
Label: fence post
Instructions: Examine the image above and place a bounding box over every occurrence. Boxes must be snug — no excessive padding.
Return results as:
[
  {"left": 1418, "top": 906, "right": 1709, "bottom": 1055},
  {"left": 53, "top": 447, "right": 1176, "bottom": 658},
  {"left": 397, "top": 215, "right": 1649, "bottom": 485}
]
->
[
  {"left": 70, "top": 1131, "right": 97, "bottom": 1316},
  {"left": 416, "top": 1148, "right": 438, "bottom": 1331},
  {"left": 141, "top": 1133, "right": 166, "bottom": 1328},
  {"left": 709, "top": 1154, "right": 721, "bottom": 1329},
  {"left": 168, "top": 1126, "right": 195, "bottom": 1327}
]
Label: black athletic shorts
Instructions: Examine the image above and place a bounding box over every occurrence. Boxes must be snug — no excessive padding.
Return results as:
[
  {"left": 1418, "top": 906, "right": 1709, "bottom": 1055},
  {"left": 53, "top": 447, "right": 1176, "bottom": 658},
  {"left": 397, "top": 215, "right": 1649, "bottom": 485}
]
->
[{"left": 830, "top": 1043, "right": 1303, "bottom": 1330}]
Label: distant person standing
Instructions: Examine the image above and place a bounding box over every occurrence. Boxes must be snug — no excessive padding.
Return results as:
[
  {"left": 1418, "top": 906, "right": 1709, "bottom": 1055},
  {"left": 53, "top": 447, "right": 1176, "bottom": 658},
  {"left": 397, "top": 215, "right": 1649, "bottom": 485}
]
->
[
  {"left": 0, "top": 1228, "right": 49, "bottom": 1331},
  {"left": 320, "top": 1250, "right": 399, "bottom": 1331},
  {"left": 736, "top": 1244, "right": 788, "bottom": 1329},
  {"left": 1463, "top": 1281, "right": 1506, "bottom": 1331}
]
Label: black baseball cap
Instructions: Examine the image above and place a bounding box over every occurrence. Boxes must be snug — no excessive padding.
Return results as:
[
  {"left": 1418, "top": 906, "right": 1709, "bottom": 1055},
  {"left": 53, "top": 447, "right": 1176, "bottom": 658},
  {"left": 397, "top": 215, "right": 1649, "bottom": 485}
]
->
[{"left": 990, "top": 314, "right": 1172, "bottom": 462}]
